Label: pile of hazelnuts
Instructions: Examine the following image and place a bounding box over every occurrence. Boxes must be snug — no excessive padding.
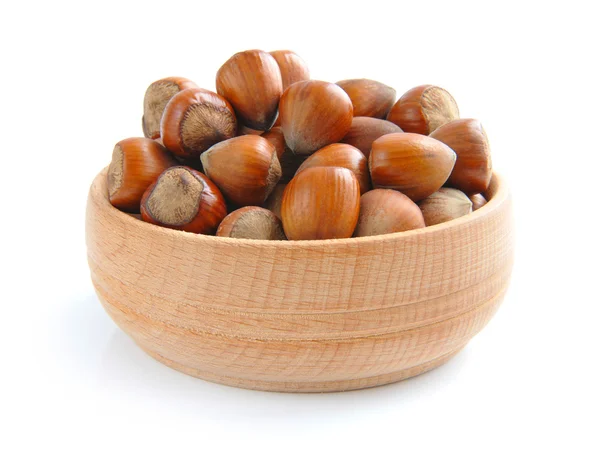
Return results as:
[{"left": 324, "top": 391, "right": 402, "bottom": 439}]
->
[{"left": 107, "top": 49, "right": 492, "bottom": 241}]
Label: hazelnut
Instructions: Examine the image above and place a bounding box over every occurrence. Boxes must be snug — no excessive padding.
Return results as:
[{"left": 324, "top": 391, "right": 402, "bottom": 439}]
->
[
  {"left": 429, "top": 119, "right": 492, "bottom": 195},
  {"left": 341, "top": 116, "right": 403, "bottom": 158},
  {"left": 263, "top": 183, "right": 286, "bottom": 219},
  {"left": 369, "top": 133, "right": 456, "bottom": 201},
  {"left": 281, "top": 166, "right": 360, "bottom": 240},
  {"left": 216, "top": 206, "right": 286, "bottom": 240},
  {"left": 216, "top": 49, "right": 282, "bottom": 130},
  {"left": 269, "top": 50, "right": 310, "bottom": 90},
  {"left": 200, "top": 135, "right": 281, "bottom": 206},
  {"left": 262, "top": 127, "right": 307, "bottom": 182},
  {"left": 279, "top": 80, "right": 353, "bottom": 155},
  {"left": 295, "top": 143, "right": 370, "bottom": 194},
  {"left": 107, "top": 137, "right": 176, "bottom": 212},
  {"left": 469, "top": 193, "right": 487, "bottom": 211},
  {"left": 419, "top": 188, "right": 473, "bottom": 226},
  {"left": 142, "top": 77, "right": 198, "bottom": 139},
  {"left": 387, "top": 85, "right": 459, "bottom": 135},
  {"left": 354, "top": 189, "right": 425, "bottom": 237},
  {"left": 336, "top": 79, "right": 396, "bottom": 118},
  {"left": 160, "top": 88, "right": 237, "bottom": 159},
  {"left": 140, "top": 166, "right": 227, "bottom": 234}
]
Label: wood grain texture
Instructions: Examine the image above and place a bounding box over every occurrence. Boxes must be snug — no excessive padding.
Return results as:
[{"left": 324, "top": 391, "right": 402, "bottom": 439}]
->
[{"left": 86, "top": 170, "right": 514, "bottom": 392}]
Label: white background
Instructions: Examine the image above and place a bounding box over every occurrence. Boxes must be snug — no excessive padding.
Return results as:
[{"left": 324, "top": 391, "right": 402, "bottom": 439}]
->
[{"left": 1, "top": 1, "right": 599, "bottom": 452}]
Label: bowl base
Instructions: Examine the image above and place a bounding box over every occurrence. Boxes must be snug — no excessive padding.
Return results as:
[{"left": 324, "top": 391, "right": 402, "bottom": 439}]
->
[{"left": 143, "top": 345, "right": 463, "bottom": 393}]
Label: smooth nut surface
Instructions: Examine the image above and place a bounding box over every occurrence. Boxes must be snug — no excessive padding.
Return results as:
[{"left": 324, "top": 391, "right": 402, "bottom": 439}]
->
[
  {"left": 107, "top": 137, "right": 176, "bottom": 212},
  {"left": 281, "top": 166, "right": 360, "bottom": 240},
  {"left": 142, "top": 77, "right": 198, "bottom": 139},
  {"left": 430, "top": 118, "right": 492, "bottom": 195},
  {"left": 269, "top": 50, "right": 310, "bottom": 90},
  {"left": 295, "top": 143, "right": 370, "bottom": 194},
  {"left": 160, "top": 88, "right": 237, "bottom": 158},
  {"left": 369, "top": 133, "right": 456, "bottom": 201},
  {"left": 387, "top": 85, "right": 459, "bottom": 135},
  {"left": 419, "top": 188, "right": 473, "bottom": 226},
  {"left": 279, "top": 80, "right": 353, "bottom": 155},
  {"left": 216, "top": 206, "right": 286, "bottom": 240},
  {"left": 341, "top": 117, "right": 403, "bottom": 158},
  {"left": 216, "top": 49, "right": 283, "bottom": 130},
  {"left": 200, "top": 135, "right": 281, "bottom": 206},
  {"left": 354, "top": 189, "right": 425, "bottom": 237},
  {"left": 140, "top": 166, "right": 227, "bottom": 234},
  {"left": 336, "top": 79, "right": 396, "bottom": 119}
]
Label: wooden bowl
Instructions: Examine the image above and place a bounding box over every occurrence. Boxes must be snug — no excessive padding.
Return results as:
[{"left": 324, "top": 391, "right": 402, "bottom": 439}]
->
[{"left": 86, "top": 169, "right": 513, "bottom": 392}]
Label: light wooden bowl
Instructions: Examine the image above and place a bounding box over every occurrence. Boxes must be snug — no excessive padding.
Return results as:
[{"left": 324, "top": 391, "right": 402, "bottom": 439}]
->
[{"left": 86, "top": 169, "right": 513, "bottom": 392}]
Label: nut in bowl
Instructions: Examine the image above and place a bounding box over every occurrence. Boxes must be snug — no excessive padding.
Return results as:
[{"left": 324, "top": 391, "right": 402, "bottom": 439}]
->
[{"left": 86, "top": 49, "right": 514, "bottom": 392}]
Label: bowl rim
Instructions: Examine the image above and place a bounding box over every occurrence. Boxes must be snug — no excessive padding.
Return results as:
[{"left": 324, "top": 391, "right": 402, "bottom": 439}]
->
[{"left": 89, "top": 168, "right": 509, "bottom": 248}]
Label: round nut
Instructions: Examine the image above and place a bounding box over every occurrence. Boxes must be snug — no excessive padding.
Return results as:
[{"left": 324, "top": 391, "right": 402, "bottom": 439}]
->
[
  {"left": 216, "top": 206, "right": 286, "bottom": 240},
  {"left": 142, "top": 77, "right": 198, "bottom": 139},
  {"left": 354, "top": 189, "right": 425, "bottom": 237},
  {"left": 281, "top": 166, "right": 360, "bottom": 240},
  {"left": 140, "top": 166, "right": 227, "bottom": 234},
  {"left": 430, "top": 119, "right": 492, "bottom": 195},
  {"left": 419, "top": 188, "right": 473, "bottom": 226},
  {"left": 269, "top": 50, "right": 310, "bottom": 90},
  {"left": 369, "top": 133, "right": 457, "bottom": 201},
  {"left": 216, "top": 49, "right": 283, "bottom": 130},
  {"left": 107, "top": 137, "right": 176, "bottom": 212},
  {"left": 279, "top": 80, "right": 353, "bottom": 155},
  {"left": 200, "top": 135, "right": 281, "bottom": 206},
  {"left": 160, "top": 87, "right": 237, "bottom": 158},
  {"left": 469, "top": 193, "right": 487, "bottom": 211},
  {"left": 336, "top": 79, "right": 396, "bottom": 119},
  {"left": 387, "top": 85, "right": 459, "bottom": 135}
]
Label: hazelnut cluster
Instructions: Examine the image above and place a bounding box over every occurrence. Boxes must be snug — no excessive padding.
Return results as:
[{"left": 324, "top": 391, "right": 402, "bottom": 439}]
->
[{"left": 107, "top": 49, "right": 492, "bottom": 240}]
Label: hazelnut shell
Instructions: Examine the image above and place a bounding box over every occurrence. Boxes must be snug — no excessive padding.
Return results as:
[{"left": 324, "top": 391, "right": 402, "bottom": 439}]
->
[
  {"left": 269, "top": 50, "right": 310, "bottom": 90},
  {"left": 341, "top": 116, "right": 403, "bottom": 159},
  {"left": 200, "top": 135, "right": 281, "bottom": 206},
  {"left": 279, "top": 80, "right": 353, "bottom": 155},
  {"left": 419, "top": 188, "right": 473, "bottom": 226},
  {"left": 336, "top": 79, "right": 396, "bottom": 118},
  {"left": 429, "top": 119, "right": 492, "bottom": 195},
  {"left": 140, "top": 166, "right": 227, "bottom": 234},
  {"left": 107, "top": 137, "right": 176, "bottom": 213},
  {"left": 216, "top": 206, "right": 286, "bottom": 240},
  {"left": 369, "top": 133, "right": 457, "bottom": 201},
  {"left": 387, "top": 85, "right": 459, "bottom": 135},
  {"left": 281, "top": 166, "right": 360, "bottom": 240}
]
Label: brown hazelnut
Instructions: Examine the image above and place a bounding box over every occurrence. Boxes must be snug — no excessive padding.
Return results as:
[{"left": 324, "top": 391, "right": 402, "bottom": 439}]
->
[
  {"left": 216, "top": 49, "right": 282, "bottom": 130},
  {"left": 336, "top": 79, "right": 396, "bottom": 118},
  {"left": 279, "top": 80, "right": 353, "bottom": 155},
  {"left": 429, "top": 119, "right": 492, "bottom": 195},
  {"left": 387, "top": 85, "right": 459, "bottom": 135},
  {"left": 216, "top": 206, "right": 286, "bottom": 240},
  {"left": 295, "top": 143, "right": 370, "bottom": 194},
  {"left": 142, "top": 77, "right": 198, "bottom": 139},
  {"left": 354, "top": 189, "right": 425, "bottom": 237},
  {"left": 269, "top": 50, "right": 310, "bottom": 90},
  {"left": 263, "top": 183, "right": 286, "bottom": 219},
  {"left": 140, "top": 166, "right": 227, "bottom": 234},
  {"left": 200, "top": 135, "right": 281, "bottom": 206},
  {"left": 419, "top": 188, "right": 473, "bottom": 226},
  {"left": 341, "top": 116, "right": 403, "bottom": 158},
  {"left": 281, "top": 166, "right": 360, "bottom": 240},
  {"left": 160, "top": 88, "right": 237, "bottom": 159},
  {"left": 107, "top": 137, "right": 176, "bottom": 212},
  {"left": 469, "top": 193, "right": 487, "bottom": 211},
  {"left": 236, "top": 124, "right": 264, "bottom": 136},
  {"left": 369, "top": 133, "right": 456, "bottom": 201}
]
